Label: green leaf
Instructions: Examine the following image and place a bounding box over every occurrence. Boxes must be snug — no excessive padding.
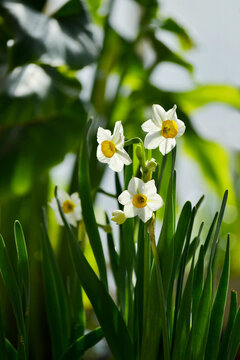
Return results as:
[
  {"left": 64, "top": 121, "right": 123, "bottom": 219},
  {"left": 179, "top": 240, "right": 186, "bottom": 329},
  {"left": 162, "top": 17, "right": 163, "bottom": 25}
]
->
[
  {"left": 203, "top": 212, "right": 218, "bottom": 256},
  {"left": 158, "top": 150, "right": 176, "bottom": 295},
  {"left": 55, "top": 189, "right": 134, "bottom": 360},
  {"left": 217, "top": 290, "right": 237, "bottom": 360},
  {"left": 226, "top": 304, "right": 240, "bottom": 360},
  {"left": 14, "top": 221, "right": 30, "bottom": 306},
  {"left": 0, "top": 234, "right": 25, "bottom": 337},
  {"left": 172, "top": 254, "right": 195, "bottom": 360},
  {"left": 160, "top": 17, "right": 194, "bottom": 50},
  {"left": 79, "top": 121, "right": 108, "bottom": 288},
  {"left": 205, "top": 236, "right": 230, "bottom": 360},
  {"left": 0, "top": 66, "right": 86, "bottom": 197},
  {"left": 186, "top": 271, "right": 212, "bottom": 360},
  {"left": 209, "top": 190, "right": 228, "bottom": 269},
  {"left": 192, "top": 245, "right": 204, "bottom": 325},
  {"left": 105, "top": 213, "right": 119, "bottom": 288},
  {"left": 173, "top": 207, "right": 196, "bottom": 342},
  {"left": 0, "top": 307, "right": 6, "bottom": 359},
  {"left": 176, "top": 85, "right": 240, "bottom": 114},
  {"left": 60, "top": 327, "right": 104, "bottom": 360},
  {"left": 146, "top": 29, "right": 193, "bottom": 72},
  {"left": 1, "top": 0, "right": 98, "bottom": 71},
  {"left": 5, "top": 339, "right": 17, "bottom": 360},
  {"left": 41, "top": 210, "right": 70, "bottom": 359}
]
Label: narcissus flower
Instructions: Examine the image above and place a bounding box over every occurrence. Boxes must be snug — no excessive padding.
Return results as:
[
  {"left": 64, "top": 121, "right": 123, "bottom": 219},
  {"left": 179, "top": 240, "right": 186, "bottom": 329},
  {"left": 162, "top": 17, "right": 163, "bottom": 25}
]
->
[
  {"left": 118, "top": 177, "right": 163, "bottom": 223},
  {"left": 49, "top": 189, "right": 81, "bottom": 227},
  {"left": 142, "top": 104, "right": 185, "bottom": 155},
  {"left": 111, "top": 210, "right": 127, "bottom": 225},
  {"left": 97, "top": 121, "right": 132, "bottom": 172}
]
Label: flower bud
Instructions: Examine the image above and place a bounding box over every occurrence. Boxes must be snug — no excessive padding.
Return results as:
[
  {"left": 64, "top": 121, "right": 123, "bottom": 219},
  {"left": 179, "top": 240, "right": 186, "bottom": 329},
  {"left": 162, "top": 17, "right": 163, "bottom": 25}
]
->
[
  {"left": 146, "top": 158, "right": 157, "bottom": 172},
  {"left": 111, "top": 210, "right": 127, "bottom": 225}
]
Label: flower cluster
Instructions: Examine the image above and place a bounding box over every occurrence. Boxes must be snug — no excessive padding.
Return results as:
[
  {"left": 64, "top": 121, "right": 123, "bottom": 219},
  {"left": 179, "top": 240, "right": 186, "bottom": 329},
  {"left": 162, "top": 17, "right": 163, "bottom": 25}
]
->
[{"left": 49, "top": 104, "right": 185, "bottom": 226}]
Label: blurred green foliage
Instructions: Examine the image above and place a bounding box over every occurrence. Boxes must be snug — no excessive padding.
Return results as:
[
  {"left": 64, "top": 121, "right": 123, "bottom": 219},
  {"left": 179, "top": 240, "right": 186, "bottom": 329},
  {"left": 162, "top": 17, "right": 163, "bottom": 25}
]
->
[{"left": 0, "top": 0, "right": 240, "bottom": 358}]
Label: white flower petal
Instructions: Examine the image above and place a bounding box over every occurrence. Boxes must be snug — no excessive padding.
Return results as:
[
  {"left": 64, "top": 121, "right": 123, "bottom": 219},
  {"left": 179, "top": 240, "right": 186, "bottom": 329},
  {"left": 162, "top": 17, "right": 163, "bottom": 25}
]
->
[
  {"left": 166, "top": 105, "right": 177, "bottom": 121},
  {"left": 57, "top": 188, "right": 70, "bottom": 203},
  {"left": 55, "top": 211, "right": 64, "bottom": 226},
  {"left": 112, "top": 121, "right": 124, "bottom": 145},
  {"left": 115, "top": 149, "right": 132, "bottom": 165},
  {"left": 152, "top": 104, "right": 166, "bottom": 125},
  {"left": 175, "top": 119, "right": 186, "bottom": 138},
  {"left": 138, "top": 207, "right": 153, "bottom": 223},
  {"left": 70, "top": 192, "right": 80, "bottom": 205},
  {"left": 118, "top": 190, "right": 131, "bottom": 205},
  {"left": 124, "top": 202, "right": 137, "bottom": 218},
  {"left": 49, "top": 198, "right": 58, "bottom": 211},
  {"left": 74, "top": 206, "right": 82, "bottom": 221},
  {"left": 147, "top": 194, "right": 164, "bottom": 211},
  {"left": 97, "top": 127, "right": 112, "bottom": 143},
  {"left": 143, "top": 180, "right": 157, "bottom": 196},
  {"left": 159, "top": 138, "right": 176, "bottom": 155},
  {"left": 97, "top": 145, "right": 110, "bottom": 164},
  {"left": 141, "top": 119, "right": 160, "bottom": 133},
  {"left": 144, "top": 131, "right": 162, "bottom": 149},
  {"left": 128, "top": 177, "right": 144, "bottom": 195},
  {"left": 67, "top": 213, "right": 77, "bottom": 227},
  {"left": 109, "top": 155, "right": 124, "bottom": 172}
]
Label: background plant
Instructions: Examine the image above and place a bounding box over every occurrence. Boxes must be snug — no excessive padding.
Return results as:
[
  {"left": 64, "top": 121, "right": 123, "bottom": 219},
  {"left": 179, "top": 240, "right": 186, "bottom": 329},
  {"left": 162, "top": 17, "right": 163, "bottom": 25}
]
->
[{"left": 0, "top": 0, "right": 240, "bottom": 358}]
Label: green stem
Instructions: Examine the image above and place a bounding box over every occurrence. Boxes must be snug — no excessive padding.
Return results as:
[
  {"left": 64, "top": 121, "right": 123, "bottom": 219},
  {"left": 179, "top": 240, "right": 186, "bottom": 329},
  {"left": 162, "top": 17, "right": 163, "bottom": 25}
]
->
[
  {"left": 97, "top": 188, "right": 117, "bottom": 199},
  {"left": 148, "top": 217, "right": 170, "bottom": 360},
  {"left": 124, "top": 137, "right": 143, "bottom": 147}
]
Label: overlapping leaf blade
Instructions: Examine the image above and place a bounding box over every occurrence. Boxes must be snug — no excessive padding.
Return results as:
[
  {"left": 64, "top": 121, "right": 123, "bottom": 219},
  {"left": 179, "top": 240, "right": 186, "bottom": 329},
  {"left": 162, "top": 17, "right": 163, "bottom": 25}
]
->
[{"left": 41, "top": 211, "right": 70, "bottom": 359}]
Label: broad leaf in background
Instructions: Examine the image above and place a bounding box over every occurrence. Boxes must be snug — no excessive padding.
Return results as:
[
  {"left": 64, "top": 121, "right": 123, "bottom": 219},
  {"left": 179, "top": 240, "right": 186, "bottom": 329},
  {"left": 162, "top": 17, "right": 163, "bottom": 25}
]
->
[{"left": 0, "top": 0, "right": 98, "bottom": 71}]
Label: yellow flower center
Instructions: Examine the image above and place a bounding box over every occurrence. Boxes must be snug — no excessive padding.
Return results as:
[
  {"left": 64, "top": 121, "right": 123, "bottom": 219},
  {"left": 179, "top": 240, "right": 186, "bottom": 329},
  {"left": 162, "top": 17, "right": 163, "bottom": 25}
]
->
[
  {"left": 132, "top": 194, "right": 147, "bottom": 208},
  {"left": 62, "top": 200, "right": 75, "bottom": 214},
  {"left": 101, "top": 140, "right": 116, "bottom": 158},
  {"left": 161, "top": 120, "right": 178, "bottom": 139}
]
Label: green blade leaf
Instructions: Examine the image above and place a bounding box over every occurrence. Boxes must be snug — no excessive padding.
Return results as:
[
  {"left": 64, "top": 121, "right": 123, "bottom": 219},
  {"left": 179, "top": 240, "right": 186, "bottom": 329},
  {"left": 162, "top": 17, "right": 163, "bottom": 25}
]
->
[
  {"left": 192, "top": 245, "right": 204, "bottom": 325},
  {"left": 79, "top": 121, "right": 108, "bottom": 288},
  {"left": 0, "top": 307, "right": 6, "bottom": 359},
  {"left": 172, "top": 253, "right": 195, "bottom": 360},
  {"left": 5, "top": 339, "right": 17, "bottom": 360},
  {"left": 205, "top": 236, "right": 230, "bottom": 360},
  {"left": 105, "top": 213, "right": 119, "bottom": 288},
  {"left": 209, "top": 190, "right": 228, "bottom": 269},
  {"left": 60, "top": 327, "right": 104, "bottom": 360},
  {"left": 0, "top": 234, "right": 25, "bottom": 344},
  {"left": 55, "top": 189, "right": 134, "bottom": 360},
  {"left": 41, "top": 210, "right": 70, "bottom": 359},
  {"left": 217, "top": 290, "right": 238, "bottom": 360},
  {"left": 14, "top": 220, "right": 30, "bottom": 306},
  {"left": 226, "top": 304, "right": 240, "bottom": 360},
  {"left": 186, "top": 271, "right": 212, "bottom": 360}
]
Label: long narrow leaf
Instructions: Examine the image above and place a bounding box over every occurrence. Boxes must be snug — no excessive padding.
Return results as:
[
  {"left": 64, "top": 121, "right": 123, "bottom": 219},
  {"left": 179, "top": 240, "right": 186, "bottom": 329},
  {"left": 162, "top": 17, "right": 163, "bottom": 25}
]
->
[
  {"left": 217, "top": 290, "right": 238, "bottom": 360},
  {"left": 0, "top": 235, "right": 25, "bottom": 349},
  {"left": 205, "top": 236, "right": 230, "bottom": 360},
  {"left": 79, "top": 121, "right": 108, "bottom": 288},
  {"left": 41, "top": 210, "right": 70, "bottom": 359},
  {"left": 55, "top": 190, "right": 134, "bottom": 360},
  {"left": 60, "top": 328, "right": 104, "bottom": 360},
  {"left": 186, "top": 271, "right": 212, "bottom": 360},
  {"left": 14, "top": 221, "right": 30, "bottom": 304}
]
